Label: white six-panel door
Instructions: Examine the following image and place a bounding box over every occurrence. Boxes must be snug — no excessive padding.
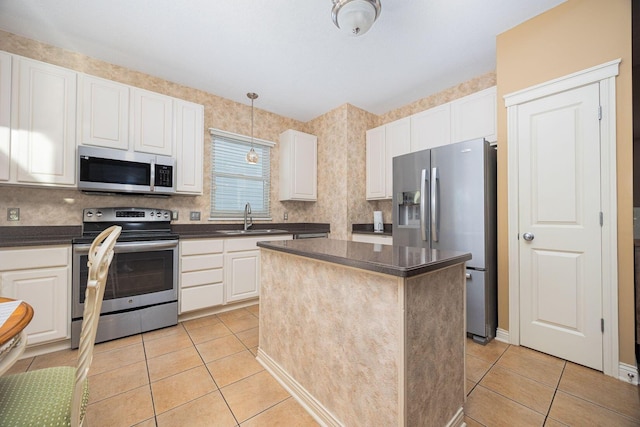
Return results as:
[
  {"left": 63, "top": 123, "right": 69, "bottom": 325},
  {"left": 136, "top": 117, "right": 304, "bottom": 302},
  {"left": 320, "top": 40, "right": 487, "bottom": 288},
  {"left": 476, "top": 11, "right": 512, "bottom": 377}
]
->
[{"left": 516, "top": 82, "right": 603, "bottom": 370}]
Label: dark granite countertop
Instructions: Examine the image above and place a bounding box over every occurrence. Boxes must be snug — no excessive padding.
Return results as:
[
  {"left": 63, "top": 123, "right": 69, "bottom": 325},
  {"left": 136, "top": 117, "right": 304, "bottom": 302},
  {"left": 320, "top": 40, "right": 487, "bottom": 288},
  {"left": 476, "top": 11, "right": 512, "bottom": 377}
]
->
[
  {"left": 352, "top": 223, "right": 392, "bottom": 236},
  {"left": 0, "top": 226, "right": 82, "bottom": 247},
  {"left": 257, "top": 239, "right": 471, "bottom": 278},
  {"left": 0, "top": 223, "right": 330, "bottom": 247}
]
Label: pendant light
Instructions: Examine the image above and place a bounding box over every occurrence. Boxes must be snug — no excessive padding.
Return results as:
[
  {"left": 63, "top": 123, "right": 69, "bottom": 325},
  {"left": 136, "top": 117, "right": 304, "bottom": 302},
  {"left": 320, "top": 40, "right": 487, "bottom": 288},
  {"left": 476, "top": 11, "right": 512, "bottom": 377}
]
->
[
  {"left": 332, "top": 0, "right": 381, "bottom": 36},
  {"left": 246, "top": 92, "right": 259, "bottom": 164}
]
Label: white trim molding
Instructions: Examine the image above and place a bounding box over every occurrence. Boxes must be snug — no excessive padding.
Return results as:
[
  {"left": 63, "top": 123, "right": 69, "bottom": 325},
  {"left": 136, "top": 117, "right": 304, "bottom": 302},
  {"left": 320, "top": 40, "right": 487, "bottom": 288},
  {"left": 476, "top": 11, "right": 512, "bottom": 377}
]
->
[
  {"left": 619, "top": 362, "right": 639, "bottom": 386},
  {"left": 256, "top": 348, "right": 343, "bottom": 427},
  {"left": 209, "top": 127, "right": 276, "bottom": 147},
  {"left": 495, "top": 328, "right": 510, "bottom": 344},
  {"left": 504, "top": 59, "right": 620, "bottom": 378}
]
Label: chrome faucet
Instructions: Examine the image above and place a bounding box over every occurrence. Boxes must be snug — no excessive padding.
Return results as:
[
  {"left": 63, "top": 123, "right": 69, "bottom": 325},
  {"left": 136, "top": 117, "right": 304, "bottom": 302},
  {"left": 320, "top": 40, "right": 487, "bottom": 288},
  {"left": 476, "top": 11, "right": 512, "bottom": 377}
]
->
[{"left": 244, "top": 202, "right": 253, "bottom": 230}]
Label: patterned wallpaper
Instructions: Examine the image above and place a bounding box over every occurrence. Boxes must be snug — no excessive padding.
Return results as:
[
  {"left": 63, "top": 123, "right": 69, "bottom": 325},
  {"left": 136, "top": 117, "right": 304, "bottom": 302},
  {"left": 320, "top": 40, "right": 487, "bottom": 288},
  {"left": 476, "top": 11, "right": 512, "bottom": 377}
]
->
[{"left": 0, "top": 30, "right": 495, "bottom": 239}]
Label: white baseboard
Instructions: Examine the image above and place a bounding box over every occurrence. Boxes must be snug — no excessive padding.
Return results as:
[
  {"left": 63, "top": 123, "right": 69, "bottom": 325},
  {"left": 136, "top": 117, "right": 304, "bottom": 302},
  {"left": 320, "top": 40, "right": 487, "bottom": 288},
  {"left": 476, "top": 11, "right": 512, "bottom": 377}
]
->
[
  {"left": 177, "top": 298, "right": 258, "bottom": 323},
  {"left": 445, "top": 407, "right": 465, "bottom": 427},
  {"left": 618, "top": 362, "right": 639, "bottom": 385},
  {"left": 495, "top": 328, "right": 509, "bottom": 343},
  {"left": 256, "top": 349, "right": 343, "bottom": 427}
]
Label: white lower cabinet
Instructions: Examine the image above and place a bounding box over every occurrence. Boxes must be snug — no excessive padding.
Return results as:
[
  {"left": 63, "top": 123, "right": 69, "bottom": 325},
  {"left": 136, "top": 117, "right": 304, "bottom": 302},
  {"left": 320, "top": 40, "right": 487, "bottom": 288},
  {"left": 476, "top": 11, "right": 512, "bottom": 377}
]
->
[
  {"left": 224, "top": 249, "right": 260, "bottom": 303},
  {"left": 179, "top": 239, "right": 224, "bottom": 314},
  {"left": 224, "top": 235, "right": 292, "bottom": 304},
  {"left": 351, "top": 234, "right": 393, "bottom": 245},
  {"left": 179, "top": 234, "right": 292, "bottom": 313},
  {"left": 0, "top": 246, "right": 70, "bottom": 345}
]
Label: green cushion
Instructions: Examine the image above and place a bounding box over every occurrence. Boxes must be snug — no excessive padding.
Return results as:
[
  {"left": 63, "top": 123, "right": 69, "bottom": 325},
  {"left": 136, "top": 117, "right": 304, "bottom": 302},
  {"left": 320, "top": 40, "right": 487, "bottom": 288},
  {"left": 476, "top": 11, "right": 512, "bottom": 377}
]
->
[{"left": 0, "top": 366, "right": 88, "bottom": 426}]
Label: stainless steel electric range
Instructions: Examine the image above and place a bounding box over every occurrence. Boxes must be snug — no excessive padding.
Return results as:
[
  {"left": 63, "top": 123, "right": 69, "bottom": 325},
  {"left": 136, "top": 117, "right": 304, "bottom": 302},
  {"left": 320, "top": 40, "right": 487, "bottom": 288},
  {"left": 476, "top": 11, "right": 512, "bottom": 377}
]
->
[{"left": 71, "top": 207, "right": 178, "bottom": 349}]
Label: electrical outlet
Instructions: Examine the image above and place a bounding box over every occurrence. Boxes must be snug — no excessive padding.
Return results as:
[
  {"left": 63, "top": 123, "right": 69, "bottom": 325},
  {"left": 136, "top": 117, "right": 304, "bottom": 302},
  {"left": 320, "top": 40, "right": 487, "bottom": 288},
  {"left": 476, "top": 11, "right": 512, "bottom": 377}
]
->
[
  {"left": 171, "top": 210, "right": 179, "bottom": 220},
  {"left": 283, "top": 212, "right": 288, "bottom": 220},
  {"left": 7, "top": 208, "right": 20, "bottom": 221},
  {"left": 189, "top": 211, "right": 201, "bottom": 221}
]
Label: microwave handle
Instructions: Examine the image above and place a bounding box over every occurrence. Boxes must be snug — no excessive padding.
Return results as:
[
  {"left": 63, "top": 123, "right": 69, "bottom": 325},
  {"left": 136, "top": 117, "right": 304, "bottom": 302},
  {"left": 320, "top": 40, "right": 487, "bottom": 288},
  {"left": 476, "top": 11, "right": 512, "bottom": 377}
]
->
[{"left": 150, "top": 159, "right": 155, "bottom": 192}]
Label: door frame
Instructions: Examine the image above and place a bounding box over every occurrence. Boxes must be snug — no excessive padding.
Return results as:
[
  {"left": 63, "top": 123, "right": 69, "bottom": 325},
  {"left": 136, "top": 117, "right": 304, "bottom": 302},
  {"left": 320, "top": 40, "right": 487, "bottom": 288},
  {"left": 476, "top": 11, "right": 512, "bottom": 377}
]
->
[{"left": 505, "top": 59, "right": 620, "bottom": 377}]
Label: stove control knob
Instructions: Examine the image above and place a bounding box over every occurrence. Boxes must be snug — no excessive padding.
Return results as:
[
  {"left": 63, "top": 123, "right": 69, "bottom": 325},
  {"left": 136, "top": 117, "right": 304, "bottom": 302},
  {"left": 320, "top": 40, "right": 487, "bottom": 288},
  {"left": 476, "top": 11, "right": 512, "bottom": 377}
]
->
[
  {"left": 156, "top": 211, "right": 162, "bottom": 218},
  {"left": 163, "top": 212, "right": 169, "bottom": 218},
  {"left": 150, "top": 211, "right": 154, "bottom": 217},
  {"left": 96, "top": 211, "right": 102, "bottom": 217},
  {"left": 86, "top": 211, "right": 93, "bottom": 217}
]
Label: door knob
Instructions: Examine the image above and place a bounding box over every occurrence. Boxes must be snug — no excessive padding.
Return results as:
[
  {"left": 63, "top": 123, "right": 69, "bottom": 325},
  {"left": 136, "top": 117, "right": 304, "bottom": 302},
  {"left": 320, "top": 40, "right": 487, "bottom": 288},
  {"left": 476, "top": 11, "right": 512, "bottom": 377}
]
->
[{"left": 522, "top": 232, "right": 534, "bottom": 241}]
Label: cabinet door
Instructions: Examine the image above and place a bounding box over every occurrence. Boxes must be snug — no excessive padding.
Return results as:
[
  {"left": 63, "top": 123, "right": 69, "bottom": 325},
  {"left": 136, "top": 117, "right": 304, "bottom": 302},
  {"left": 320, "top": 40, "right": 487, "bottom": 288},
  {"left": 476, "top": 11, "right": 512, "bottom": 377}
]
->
[
  {"left": 1, "top": 267, "right": 69, "bottom": 345},
  {"left": 79, "top": 74, "right": 129, "bottom": 150},
  {"left": 279, "top": 129, "right": 317, "bottom": 201},
  {"left": 366, "top": 125, "right": 386, "bottom": 200},
  {"left": 450, "top": 86, "right": 497, "bottom": 143},
  {"left": 131, "top": 88, "right": 173, "bottom": 156},
  {"left": 385, "top": 117, "right": 411, "bottom": 198},
  {"left": 174, "top": 99, "right": 204, "bottom": 194},
  {"left": 0, "top": 52, "right": 11, "bottom": 182},
  {"left": 224, "top": 250, "right": 260, "bottom": 303},
  {"left": 410, "top": 103, "right": 451, "bottom": 151},
  {"left": 14, "top": 57, "right": 77, "bottom": 186}
]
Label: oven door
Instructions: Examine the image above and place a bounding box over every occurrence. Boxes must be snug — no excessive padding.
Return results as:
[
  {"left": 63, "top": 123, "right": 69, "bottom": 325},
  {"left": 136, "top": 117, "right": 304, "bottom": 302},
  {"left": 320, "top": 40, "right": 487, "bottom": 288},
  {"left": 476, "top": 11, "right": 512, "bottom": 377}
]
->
[{"left": 72, "top": 239, "right": 178, "bottom": 319}]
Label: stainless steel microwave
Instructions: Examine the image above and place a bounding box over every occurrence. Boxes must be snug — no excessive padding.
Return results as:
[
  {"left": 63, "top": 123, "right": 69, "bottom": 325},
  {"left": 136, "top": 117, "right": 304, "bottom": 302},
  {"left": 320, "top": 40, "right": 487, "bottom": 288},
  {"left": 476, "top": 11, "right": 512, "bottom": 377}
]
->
[{"left": 78, "top": 146, "right": 175, "bottom": 195}]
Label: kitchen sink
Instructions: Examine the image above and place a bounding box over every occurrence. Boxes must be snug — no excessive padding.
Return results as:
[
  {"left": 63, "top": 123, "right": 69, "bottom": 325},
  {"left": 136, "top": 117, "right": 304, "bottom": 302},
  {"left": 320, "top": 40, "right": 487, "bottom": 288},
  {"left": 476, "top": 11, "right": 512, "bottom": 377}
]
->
[{"left": 218, "top": 229, "right": 289, "bottom": 235}]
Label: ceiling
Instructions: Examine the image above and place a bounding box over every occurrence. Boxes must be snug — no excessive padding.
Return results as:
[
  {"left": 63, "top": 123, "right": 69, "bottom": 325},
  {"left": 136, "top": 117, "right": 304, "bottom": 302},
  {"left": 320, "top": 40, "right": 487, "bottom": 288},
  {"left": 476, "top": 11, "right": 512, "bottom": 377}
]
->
[{"left": 0, "top": 0, "right": 565, "bottom": 122}]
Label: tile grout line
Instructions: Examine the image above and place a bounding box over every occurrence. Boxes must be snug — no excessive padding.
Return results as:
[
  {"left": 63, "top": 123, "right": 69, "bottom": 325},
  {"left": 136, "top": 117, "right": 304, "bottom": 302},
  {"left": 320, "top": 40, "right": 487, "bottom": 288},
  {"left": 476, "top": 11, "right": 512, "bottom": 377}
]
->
[
  {"left": 141, "top": 333, "right": 160, "bottom": 426},
  {"left": 192, "top": 312, "right": 242, "bottom": 427}
]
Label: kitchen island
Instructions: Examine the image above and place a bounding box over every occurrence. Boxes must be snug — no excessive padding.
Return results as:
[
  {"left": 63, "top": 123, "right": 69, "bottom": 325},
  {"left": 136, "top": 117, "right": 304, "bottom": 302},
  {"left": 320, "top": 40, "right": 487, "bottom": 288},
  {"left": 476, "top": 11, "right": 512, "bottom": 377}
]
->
[{"left": 256, "top": 239, "right": 471, "bottom": 427}]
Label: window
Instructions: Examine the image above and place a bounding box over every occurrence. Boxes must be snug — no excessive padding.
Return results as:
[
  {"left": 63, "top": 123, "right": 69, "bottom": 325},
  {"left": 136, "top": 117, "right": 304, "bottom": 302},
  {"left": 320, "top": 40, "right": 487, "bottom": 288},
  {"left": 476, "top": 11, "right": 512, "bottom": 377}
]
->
[{"left": 210, "top": 129, "right": 273, "bottom": 220}]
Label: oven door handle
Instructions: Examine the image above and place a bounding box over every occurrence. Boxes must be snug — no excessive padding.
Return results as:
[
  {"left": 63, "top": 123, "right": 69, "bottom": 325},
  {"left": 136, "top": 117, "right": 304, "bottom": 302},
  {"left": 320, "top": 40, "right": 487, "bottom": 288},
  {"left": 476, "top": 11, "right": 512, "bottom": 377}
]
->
[{"left": 74, "top": 239, "right": 179, "bottom": 254}]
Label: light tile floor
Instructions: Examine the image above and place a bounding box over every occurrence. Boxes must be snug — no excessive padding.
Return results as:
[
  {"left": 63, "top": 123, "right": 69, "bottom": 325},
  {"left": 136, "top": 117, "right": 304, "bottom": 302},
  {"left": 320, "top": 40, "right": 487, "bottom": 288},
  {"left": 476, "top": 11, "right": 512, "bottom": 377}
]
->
[{"left": 6, "top": 305, "right": 640, "bottom": 426}]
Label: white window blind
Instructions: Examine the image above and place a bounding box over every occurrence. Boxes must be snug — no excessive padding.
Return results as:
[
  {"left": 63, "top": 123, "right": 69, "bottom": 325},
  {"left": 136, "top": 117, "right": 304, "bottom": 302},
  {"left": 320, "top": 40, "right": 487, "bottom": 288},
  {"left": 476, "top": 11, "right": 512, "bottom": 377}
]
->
[{"left": 210, "top": 131, "right": 272, "bottom": 219}]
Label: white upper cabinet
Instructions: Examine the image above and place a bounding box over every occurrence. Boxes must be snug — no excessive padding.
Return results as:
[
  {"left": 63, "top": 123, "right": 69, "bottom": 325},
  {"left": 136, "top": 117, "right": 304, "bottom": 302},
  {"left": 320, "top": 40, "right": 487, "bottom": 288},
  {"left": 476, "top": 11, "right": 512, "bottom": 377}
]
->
[
  {"left": 450, "top": 86, "right": 497, "bottom": 143},
  {"left": 279, "top": 129, "right": 317, "bottom": 201},
  {"left": 0, "top": 52, "right": 11, "bottom": 182},
  {"left": 174, "top": 99, "right": 204, "bottom": 194},
  {"left": 0, "top": 50, "right": 205, "bottom": 193},
  {"left": 410, "top": 103, "right": 451, "bottom": 151},
  {"left": 384, "top": 117, "right": 411, "bottom": 199},
  {"left": 365, "top": 117, "right": 410, "bottom": 200},
  {"left": 78, "top": 74, "right": 129, "bottom": 150},
  {"left": 12, "top": 56, "right": 77, "bottom": 186},
  {"left": 131, "top": 87, "right": 174, "bottom": 156},
  {"left": 365, "top": 125, "right": 386, "bottom": 200}
]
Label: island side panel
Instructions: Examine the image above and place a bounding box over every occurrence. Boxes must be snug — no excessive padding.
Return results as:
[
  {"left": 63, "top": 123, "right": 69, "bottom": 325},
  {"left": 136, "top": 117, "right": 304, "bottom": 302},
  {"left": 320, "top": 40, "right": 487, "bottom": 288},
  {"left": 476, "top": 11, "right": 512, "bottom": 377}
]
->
[
  {"left": 405, "top": 263, "right": 466, "bottom": 426},
  {"left": 259, "top": 249, "right": 402, "bottom": 427}
]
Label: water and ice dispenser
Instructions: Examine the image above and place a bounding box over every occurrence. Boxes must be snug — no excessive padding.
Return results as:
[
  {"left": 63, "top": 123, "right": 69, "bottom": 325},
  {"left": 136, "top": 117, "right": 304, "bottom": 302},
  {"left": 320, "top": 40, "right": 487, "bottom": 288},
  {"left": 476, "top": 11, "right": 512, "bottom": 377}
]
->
[{"left": 397, "top": 190, "right": 421, "bottom": 227}]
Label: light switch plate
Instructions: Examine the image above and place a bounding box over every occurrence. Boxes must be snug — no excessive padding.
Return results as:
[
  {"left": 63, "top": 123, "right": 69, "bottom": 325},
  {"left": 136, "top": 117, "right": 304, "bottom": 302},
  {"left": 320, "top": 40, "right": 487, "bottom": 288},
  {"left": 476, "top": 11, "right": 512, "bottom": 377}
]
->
[
  {"left": 189, "top": 211, "right": 201, "bottom": 221},
  {"left": 172, "top": 210, "right": 179, "bottom": 220},
  {"left": 7, "top": 208, "right": 20, "bottom": 221}
]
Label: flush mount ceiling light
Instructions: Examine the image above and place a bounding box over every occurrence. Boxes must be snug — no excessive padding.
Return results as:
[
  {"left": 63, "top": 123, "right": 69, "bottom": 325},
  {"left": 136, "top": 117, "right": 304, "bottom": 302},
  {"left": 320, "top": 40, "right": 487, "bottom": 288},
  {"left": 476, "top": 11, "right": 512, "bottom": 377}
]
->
[
  {"left": 332, "top": 0, "right": 381, "bottom": 36},
  {"left": 246, "top": 92, "right": 259, "bottom": 164}
]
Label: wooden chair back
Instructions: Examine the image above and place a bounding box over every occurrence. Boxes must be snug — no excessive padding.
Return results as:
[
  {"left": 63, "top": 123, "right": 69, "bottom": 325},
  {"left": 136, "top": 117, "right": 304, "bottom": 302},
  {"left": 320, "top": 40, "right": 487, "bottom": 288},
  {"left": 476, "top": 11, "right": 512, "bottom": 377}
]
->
[{"left": 71, "top": 225, "right": 121, "bottom": 426}]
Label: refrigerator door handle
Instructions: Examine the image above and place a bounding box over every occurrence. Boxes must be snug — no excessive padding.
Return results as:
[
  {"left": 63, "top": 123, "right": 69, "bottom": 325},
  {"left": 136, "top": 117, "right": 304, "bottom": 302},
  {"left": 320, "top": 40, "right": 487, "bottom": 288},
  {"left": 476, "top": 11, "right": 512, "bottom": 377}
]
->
[
  {"left": 431, "top": 167, "right": 439, "bottom": 242},
  {"left": 420, "top": 168, "right": 429, "bottom": 242}
]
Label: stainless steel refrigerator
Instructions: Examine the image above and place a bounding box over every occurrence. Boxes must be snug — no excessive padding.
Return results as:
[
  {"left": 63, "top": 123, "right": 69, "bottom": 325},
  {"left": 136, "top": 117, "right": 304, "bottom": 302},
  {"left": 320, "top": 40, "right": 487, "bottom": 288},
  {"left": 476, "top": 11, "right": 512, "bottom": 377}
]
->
[{"left": 392, "top": 138, "right": 497, "bottom": 343}]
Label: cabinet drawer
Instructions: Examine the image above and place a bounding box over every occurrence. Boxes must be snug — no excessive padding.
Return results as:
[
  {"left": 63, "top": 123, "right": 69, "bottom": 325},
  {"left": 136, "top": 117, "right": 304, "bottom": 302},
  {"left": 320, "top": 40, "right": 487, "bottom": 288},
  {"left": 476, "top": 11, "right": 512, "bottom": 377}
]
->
[
  {"left": 0, "top": 246, "right": 70, "bottom": 271},
  {"left": 181, "top": 269, "right": 223, "bottom": 288},
  {"left": 180, "top": 239, "right": 223, "bottom": 255},
  {"left": 181, "top": 254, "right": 223, "bottom": 272},
  {"left": 180, "top": 283, "right": 224, "bottom": 313}
]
